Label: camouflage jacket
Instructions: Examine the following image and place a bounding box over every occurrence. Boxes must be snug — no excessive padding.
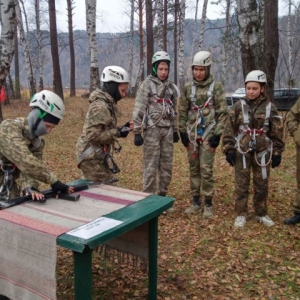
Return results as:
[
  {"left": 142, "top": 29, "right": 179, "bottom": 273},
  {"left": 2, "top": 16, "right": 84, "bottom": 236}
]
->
[
  {"left": 76, "top": 88, "right": 119, "bottom": 158},
  {"left": 132, "top": 75, "right": 179, "bottom": 134},
  {"left": 0, "top": 117, "right": 58, "bottom": 188},
  {"left": 222, "top": 96, "right": 285, "bottom": 155},
  {"left": 286, "top": 96, "right": 300, "bottom": 146},
  {"left": 178, "top": 74, "right": 228, "bottom": 140}
]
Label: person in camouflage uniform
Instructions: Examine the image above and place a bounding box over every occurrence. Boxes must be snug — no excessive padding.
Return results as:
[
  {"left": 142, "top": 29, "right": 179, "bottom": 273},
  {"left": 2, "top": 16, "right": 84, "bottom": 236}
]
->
[
  {"left": 222, "top": 70, "right": 284, "bottom": 228},
  {"left": 132, "top": 51, "right": 180, "bottom": 197},
  {"left": 284, "top": 97, "right": 300, "bottom": 225},
  {"left": 76, "top": 66, "right": 132, "bottom": 182},
  {"left": 0, "top": 90, "right": 73, "bottom": 202},
  {"left": 179, "top": 51, "right": 228, "bottom": 218}
]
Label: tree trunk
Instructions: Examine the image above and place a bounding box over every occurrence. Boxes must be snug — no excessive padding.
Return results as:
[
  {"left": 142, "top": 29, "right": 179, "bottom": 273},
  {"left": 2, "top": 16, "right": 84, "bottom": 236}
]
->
[
  {"left": 173, "top": 0, "right": 179, "bottom": 85},
  {"left": 221, "top": 0, "right": 231, "bottom": 85},
  {"left": 35, "top": 0, "right": 44, "bottom": 91},
  {"left": 67, "top": 0, "right": 76, "bottom": 96},
  {"left": 15, "top": 1, "right": 36, "bottom": 97},
  {"left": 178, "top": 0, "right": 186, "bottom": 91},
  {"left": 14, "top": 17, "right": 21, "bottom": 99},
  {"left": 0, "top": 0, "right": 15, "bottom": 122},
  {"left": 163, "top": 0, "right": 168, "bottom": 50},
  {"left": 48, "top": 0, "right": 63, "bottom": 99},
  {"left": 128, "top": 0, "right": 134, "bottom": 95},
  {"left": 188, "top": 0, "right": 199, "bottom": 81},
  {"left": 156, "top": 0, "right": 164, "bottom": 50},
  {"left": 138, "top": 0, "right": 144, "bottom": 82},
  {"left": 86, "top": 0, "right": 100, "bottom": 93},
  {"left": 145, "top": 0, "right": 154, "bottom": 75},
  {"left": 263, "top": 0, "right": 279, "bottom": 99},
  {"left": 198, "top": 0, "right": 208, "bottom": 51},
  {"left": 236, "top": 0, "right": 261, "bottom": 79}
]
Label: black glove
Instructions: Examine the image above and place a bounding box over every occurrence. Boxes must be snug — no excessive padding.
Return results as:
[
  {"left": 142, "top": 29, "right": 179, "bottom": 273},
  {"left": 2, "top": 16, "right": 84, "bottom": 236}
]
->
[
  {"left": 180, "top": 132, "right": 189, "bottom": 147},
  {"left": 209, "top": 135, "right": 221, "bottom": 148},
  {"left": 117, "top": 125, "right": 130, "bottom": 138},
  {"left": 173, "top": 132, "right": 179, "bottom": 143},
  {"left": 51, "top": 180, "right": 70, "bottom": 196},
  {"left": 134, "top": 134, "right": 144, "bottom": 146},
  {"left": 226, "top": 151, "right": 236, "bottom": 166},
  {"left": 271, "top": 155, "right": 281, "bottom": 168}
]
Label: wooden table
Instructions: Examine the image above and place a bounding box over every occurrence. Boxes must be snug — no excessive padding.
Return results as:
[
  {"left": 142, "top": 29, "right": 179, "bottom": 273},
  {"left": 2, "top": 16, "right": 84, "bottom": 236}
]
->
[
  {"left": 57, "top": 192, "right": 174, "bottom": 300},
  {"left": 0, "top": 180, "right": 174, "bottom": 300}
]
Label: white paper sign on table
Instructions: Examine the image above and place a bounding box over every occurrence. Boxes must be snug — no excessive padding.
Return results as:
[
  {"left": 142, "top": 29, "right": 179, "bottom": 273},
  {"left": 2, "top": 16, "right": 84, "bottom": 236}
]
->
[{"left": 67, "top": 217, "right": 123, "bottom": 240}]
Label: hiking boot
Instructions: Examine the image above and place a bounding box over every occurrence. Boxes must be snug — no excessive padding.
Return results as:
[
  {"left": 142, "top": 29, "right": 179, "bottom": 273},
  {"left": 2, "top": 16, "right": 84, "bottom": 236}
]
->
[
  {"left": 184, "top": 204, "right": 201, "bottom": 215},
  {"left": 284, "top": 214, "right": 300, "bottom": 225},
  {"left": 234, "top": 216, "right": 246, "bottom": 228},
  {"left": 203, "top": 205, "right": 213, "bottom": 218},
  {"left": 256, "top": 215, "right": 275, "bottom": 227}
]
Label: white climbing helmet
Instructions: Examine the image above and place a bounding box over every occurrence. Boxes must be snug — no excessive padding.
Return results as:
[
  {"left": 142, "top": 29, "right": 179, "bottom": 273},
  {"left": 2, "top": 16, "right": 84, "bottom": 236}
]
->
[
  {"left": 245, "top": 70, "right": 267, "bottom": 83},
  {"left": 152, "top": 51, "right": 171, "bottom": 64},
  {"left": 29, "top": 90, "right": 65, "bottom": 120},
  {"left": 192, "top": 51, "right": 212, "bottom": 67},
  {"left": 101, "top": 66, "right": 129, "bottom": 83}
]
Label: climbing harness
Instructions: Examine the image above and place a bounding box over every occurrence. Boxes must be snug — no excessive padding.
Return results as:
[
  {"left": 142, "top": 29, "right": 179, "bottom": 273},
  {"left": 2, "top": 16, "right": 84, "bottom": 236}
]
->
[
  {"left": 235, "top": 99, "right": 273, "bottom": 179},
  {"left": 134, "top": 80, "right": 180, "bottom": 130},
  {"left": 0, "top": 160, "right": 17, "bottom": 202},
  {"left": 187, "top": 81, "right": 216, "bottom": 158}
]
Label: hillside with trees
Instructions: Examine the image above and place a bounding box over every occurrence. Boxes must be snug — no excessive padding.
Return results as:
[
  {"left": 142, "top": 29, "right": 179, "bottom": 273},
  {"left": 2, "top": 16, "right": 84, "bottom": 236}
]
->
[{"left": 8, "top": 14, "right": 300, "bottom": 95}]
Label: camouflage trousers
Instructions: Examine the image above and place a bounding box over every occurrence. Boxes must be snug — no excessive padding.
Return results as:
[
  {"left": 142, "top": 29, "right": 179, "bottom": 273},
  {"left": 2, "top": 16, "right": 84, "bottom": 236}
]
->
[
  {"left": 142, "top": 126, "right": 173, "bottom": 194},
  {"left": 292, "top": 145, "right": 300, "bottom": 213},
  {"left": 234, "top": 151, "right": 270, "bottom": 216},
  {"left": 187, "top": 140, "right": 215, "bottom": 199},
  {"left": 79, "top": 150, "right": 115, "bottom": 183}
]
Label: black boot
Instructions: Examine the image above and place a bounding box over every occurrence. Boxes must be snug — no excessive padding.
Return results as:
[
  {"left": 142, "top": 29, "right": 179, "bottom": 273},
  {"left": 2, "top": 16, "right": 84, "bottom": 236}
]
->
[{"left": 284, "top": 213, "right": 300, "bottom": 225}]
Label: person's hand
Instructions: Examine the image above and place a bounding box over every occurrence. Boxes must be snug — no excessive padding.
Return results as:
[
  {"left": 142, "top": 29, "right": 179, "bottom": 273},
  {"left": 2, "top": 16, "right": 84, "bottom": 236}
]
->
[
  {"left": 226, "top": 151, "right": 236, "bottom": 166},
  {"left": 180, "top": 132, "right": 189, "bottom": 147},
  {"left": 117, "top": 124, "right": 130, "bottom": 138},
  {"left": 51, "top": 180, "right": 74, "bottom": 198},
  {"left": 271, "top": 155, "right": 281, "bottom": 168},
  {"left": 24, "top": 187, "right": 46, "bottom": 202},
  {"left": 173, "top": 132, "right": 179, "bottom": 143},
  {"left": 134, "top": 134, "right": 144, "bottom": 146},
  {"left": 208, "top": 135, "right": 220, "bottom": 148}
]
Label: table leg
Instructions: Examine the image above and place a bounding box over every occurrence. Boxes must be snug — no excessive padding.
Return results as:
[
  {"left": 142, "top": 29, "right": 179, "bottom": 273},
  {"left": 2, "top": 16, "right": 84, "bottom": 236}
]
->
[
  {"left": 73, "top": 249, "right": 93, "bottom": 300},
  {"left": 148, "top": 217, "right": 158, "bottom": 300}
]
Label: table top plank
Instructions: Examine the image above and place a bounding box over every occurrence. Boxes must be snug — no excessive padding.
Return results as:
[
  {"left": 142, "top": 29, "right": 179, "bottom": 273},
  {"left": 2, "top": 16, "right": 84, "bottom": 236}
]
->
[{"left": 57, "top": 195, "right": 174, "bottom": 252}]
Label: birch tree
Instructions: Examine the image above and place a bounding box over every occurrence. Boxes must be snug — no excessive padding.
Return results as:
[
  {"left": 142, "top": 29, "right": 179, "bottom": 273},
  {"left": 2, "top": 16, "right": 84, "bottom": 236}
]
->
[
  {"left": 156, "top": 0, "right": 164, "bottom": 50},
  {"left": 178, "top": 0, "right": 186, "bottom": 91},
  {"left": 221, "top": 0, "right": 231, "bottom": 85},
  {"left": 14, "top": 15, "right": 21, "bottom": 99},
  {"left": 0, "top": 0, "right": 15, "bottom": 122},
  {"left": 198, "top": 0, "right": 208, "bottom": 51},
  {"left": 236, "top": 0, "right": 261, "bottom": 78},
  {"left": 15, "top": 0, "right": 36, "bottom": 96},
  {"left": 86, "top": 0, "right": 100, "bottom": 92}
]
